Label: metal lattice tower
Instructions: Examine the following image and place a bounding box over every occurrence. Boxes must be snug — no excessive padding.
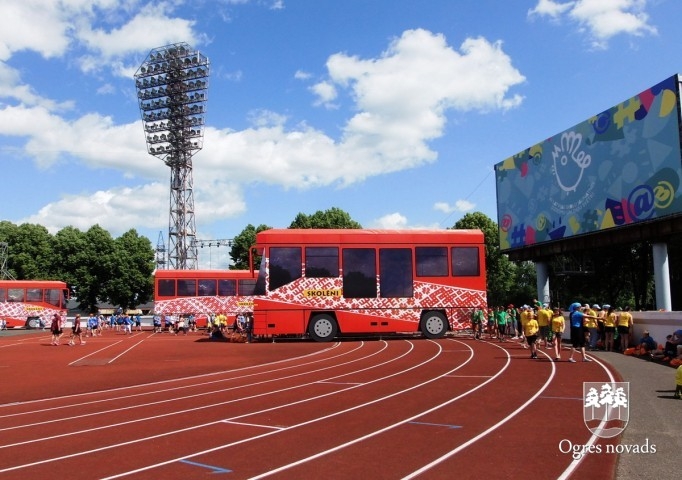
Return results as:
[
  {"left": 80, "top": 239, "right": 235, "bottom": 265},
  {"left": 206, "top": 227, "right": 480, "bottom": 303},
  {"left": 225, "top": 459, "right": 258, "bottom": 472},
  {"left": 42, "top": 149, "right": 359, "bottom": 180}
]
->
[
  {"left": 134, "top": 42, "right": 209, "bottom": 269},
  {"left": 0, "top": 242, "right": 16, "bottom": 280},
  {"left": 155, "top": 231, "right": 167, "bottom": 270}
]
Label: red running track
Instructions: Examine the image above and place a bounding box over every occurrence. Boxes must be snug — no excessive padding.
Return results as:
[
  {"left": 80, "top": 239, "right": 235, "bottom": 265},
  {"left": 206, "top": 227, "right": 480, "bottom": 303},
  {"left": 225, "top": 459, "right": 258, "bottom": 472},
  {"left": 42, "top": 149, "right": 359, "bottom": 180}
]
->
[{"left": 0, "top": 330, "right": 621, "bottom": 479}]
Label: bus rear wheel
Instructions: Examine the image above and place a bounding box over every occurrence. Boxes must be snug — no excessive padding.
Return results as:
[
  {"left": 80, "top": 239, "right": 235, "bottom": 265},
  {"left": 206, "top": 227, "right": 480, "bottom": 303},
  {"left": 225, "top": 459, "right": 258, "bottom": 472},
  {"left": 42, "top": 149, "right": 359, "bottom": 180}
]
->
[
  {"left": 308, "top": 314, "right": 338, "bottom": 342},
  {"left": 420, "top": 311, "right": 447, "bottom": 339}
]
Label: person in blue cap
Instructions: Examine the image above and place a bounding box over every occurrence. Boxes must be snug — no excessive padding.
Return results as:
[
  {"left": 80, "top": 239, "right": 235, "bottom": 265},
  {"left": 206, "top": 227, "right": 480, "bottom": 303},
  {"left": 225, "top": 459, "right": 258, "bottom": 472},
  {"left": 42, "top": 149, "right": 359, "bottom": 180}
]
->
[{"left": 567, "top": 302, "right": 599, "bottom": 363}]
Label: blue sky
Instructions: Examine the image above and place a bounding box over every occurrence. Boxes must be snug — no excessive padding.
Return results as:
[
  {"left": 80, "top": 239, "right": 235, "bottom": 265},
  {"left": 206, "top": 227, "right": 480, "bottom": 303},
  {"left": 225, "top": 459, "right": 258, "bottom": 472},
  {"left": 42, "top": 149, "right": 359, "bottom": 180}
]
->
[{"left": 1, "top": 0, "right": 681, "bottom": 268}]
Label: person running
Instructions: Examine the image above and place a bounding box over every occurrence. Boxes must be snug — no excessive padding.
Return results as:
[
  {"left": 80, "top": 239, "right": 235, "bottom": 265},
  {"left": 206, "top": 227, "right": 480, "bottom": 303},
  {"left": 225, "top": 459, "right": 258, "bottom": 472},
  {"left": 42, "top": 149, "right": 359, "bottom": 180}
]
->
[
  {"left": 68, "top": 314, "right": 86, "bottom": 345},
  {"left": 523, "top": 310, "right": 540, "bottom": 359},
  {"left": 551, "top": 307, "right": 565, "bottom": 361}
]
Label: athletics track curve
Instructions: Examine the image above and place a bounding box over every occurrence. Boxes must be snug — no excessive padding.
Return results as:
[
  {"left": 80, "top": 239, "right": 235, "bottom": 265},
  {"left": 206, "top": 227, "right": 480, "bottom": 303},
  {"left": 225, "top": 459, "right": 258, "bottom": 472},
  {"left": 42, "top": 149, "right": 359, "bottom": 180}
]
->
[{"left": 0, "top": 330, "right": 620, "bottom": 479}]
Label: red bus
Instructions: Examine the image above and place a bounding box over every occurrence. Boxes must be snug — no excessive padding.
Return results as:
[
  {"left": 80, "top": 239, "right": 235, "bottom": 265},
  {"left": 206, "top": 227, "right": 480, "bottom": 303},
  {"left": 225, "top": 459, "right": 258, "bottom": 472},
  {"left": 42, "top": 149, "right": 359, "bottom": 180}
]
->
[
  {"left": 248, "top": 229, "right": 487, "bottom": 341},
  {"left": 153, "top": 269, "right": 258, "bottom": 327},
  {"left": 0, "top": 280, "right": 70, "bottom": 329}
]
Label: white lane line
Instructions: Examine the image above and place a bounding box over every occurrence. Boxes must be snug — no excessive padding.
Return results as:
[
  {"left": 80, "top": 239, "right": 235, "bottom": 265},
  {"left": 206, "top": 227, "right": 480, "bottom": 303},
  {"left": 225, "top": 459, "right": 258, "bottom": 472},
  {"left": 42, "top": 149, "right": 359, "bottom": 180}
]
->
[
  {"left": 0, "top": 342, "right": 385, "bottom": 435},
  {"left": 101, "top": 341, "right": 481, "bottom": 480},
  {"left": 107, "top": 338, "right": 147, "bottom": 364},
  {"left": 0, "top": 342, "right": 342, "bottom": 410},
  {"left": 67, "top": 340, "right": 123, "bottom": 366},
  {"left": 0, "top": 340, "right": 428, "bottom": 474}
]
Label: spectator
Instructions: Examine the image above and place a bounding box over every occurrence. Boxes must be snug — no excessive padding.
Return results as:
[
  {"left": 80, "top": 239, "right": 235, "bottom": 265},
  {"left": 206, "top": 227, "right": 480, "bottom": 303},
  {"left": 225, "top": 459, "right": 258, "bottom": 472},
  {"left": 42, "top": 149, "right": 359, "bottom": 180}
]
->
[
  {"left": 638, "top": 331, "right": 657, "bottom": 353},
  {"left": 567, "top": 302, "right": 598, "bottom": 363},
  {"left": 602, "top": 305, "right": 617, "bottom": 352},
  {"left": 675, "top": 364, "right": 682, "bottom": 399}
]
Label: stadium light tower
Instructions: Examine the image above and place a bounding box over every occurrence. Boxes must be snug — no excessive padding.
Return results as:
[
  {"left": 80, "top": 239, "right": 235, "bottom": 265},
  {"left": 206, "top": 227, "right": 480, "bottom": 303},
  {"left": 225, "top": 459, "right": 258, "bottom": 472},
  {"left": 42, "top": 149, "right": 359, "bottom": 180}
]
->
[{"left": 134, "top": 42, "right": 209, "bottom": 269}]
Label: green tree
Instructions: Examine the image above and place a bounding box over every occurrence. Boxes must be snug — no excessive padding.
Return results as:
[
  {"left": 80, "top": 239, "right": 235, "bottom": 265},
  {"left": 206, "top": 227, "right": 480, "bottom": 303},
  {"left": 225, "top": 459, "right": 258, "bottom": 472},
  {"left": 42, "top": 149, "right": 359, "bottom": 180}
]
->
[
  {"left": 289, "top": 207, "right": 362, "bottom": 229},
  {"left": 453, "top": 212, "right": 527, "bottom": 306},
  {"left": 55, "top": 225, "right": 117, "bottom": 312},
  {"left": 230, "top": 224, "right": 272, "bottom": 270},
  {"left": 104, "top": 230, "right": 155, "bottom": 310},
  {"left": 0, "top": 222, "right": 53, "bottom": 279}
]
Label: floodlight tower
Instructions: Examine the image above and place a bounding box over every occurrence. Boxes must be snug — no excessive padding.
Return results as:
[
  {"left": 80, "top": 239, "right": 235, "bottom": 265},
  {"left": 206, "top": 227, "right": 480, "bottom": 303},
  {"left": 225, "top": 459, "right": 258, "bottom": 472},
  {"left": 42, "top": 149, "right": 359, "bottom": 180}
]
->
[
  {"left": 134, "top": 42, "right": 209, "bottom": 269},
  {"left": 0, "top": 242, "right": 16, "bottom": 280}
]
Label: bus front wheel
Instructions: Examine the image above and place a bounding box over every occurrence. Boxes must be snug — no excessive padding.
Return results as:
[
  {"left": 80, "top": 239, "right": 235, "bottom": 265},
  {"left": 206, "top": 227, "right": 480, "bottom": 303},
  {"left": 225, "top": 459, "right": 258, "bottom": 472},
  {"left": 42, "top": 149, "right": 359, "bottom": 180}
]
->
[
  {"left": 420, "top": 312, "right": 447, "bottom": 339},
  {"left": 308, "top": 314, "right": 338, "bottom": 342},
  {"left": 25, "top": 317, "right": 41, "bottom": 329}
]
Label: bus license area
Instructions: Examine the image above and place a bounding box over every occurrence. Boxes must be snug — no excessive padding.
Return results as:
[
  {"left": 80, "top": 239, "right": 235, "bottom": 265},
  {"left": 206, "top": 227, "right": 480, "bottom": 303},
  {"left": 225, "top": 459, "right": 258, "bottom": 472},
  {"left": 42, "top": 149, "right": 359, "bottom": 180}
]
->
[{"left": 303, "top": 289, "right": 342, "bottom": 298}]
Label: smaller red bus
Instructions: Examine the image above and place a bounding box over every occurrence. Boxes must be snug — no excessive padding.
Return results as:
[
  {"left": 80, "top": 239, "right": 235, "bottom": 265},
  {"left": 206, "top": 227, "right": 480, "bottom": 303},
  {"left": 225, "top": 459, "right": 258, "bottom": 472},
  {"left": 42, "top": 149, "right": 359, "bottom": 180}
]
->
[
  {"left": 153, "top": 269, "right": 257, "bottom": 327},
  {"left": 0, "top": 280, "right": 70, "bottom": 329}
]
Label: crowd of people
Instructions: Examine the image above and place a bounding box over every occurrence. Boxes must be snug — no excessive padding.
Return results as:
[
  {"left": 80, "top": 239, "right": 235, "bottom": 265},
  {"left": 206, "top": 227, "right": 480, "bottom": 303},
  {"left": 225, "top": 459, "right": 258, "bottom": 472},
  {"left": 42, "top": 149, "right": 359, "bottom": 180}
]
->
[{"left": 470, "top": 301, "right": 682, "bottom": 365}]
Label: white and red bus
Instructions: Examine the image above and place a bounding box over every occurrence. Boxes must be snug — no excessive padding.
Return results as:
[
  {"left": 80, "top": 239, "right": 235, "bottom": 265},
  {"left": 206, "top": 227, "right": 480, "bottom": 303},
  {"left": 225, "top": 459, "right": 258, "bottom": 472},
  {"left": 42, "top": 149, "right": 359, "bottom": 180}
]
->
[
  {"left": 0, "top": 280, "right": 70, "bottom": 329},
  {"left": 248, "top": 229, "right": 487, "bottom": 341},
  {"left": 153, "top": 269, "right": 257, "bottom": 327}
]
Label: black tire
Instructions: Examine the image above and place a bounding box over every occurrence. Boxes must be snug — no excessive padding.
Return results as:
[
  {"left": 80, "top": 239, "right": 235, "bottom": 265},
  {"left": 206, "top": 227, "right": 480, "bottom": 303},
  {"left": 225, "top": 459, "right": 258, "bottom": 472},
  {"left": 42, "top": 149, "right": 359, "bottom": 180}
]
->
[
  {"left": 420, "top": 311, "right": 448, "bottom": 339},
  {"left": 25, "top": 317, "right": 41, "bottom": 329},
  {"left": 308, "top": 314, "right": 338, "bottom": 342}
]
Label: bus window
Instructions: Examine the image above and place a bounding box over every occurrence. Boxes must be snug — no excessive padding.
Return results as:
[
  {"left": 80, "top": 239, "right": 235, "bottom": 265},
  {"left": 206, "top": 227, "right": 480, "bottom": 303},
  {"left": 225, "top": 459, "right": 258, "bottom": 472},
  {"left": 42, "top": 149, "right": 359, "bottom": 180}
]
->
[
  {"left": 380, "top": 248, "right": 413, "bottom": 298},
  {"left": 45, "top": 289, "right": 61, "bottom": 307},
  {"left": 8, "top": 288, "right": 24, "bottom": 302},
  {"left": 177, "top": 279, "right": 197, "bottom": 297},
  {"left": 254, "top": 255, "right": 267, "bottom": 295},
  {"left": 452, "top": 247, "right": 480, "bottom": 277},
  {"left": 157, "top": 279, "right": 176, "bottom": 297},
  {"left": 416, "top": 247, "right": 448, "bottom": 277},
  {"left": 342, "top": 248, "right": 376, "bottom": 298},
  {"left": 238, "top": 279, "right": 257, "bottom": 296},
  {"left": 218, "top": 279, "right": 237, "bottom": 296},
  {"left": 198, "top": 279, "right": 217, "bottom": 296},
  {"left": 305, "top": 247, "right": 339, "bottom": 278},
  {"left": 0, "top": 288, "right": 5, "bottom": 302},
  {"left": 269, "top": 247, "right": 302, "bottom": 291},
  {"left": 26, "top": 288, "right": 42, "bottom": 302}
]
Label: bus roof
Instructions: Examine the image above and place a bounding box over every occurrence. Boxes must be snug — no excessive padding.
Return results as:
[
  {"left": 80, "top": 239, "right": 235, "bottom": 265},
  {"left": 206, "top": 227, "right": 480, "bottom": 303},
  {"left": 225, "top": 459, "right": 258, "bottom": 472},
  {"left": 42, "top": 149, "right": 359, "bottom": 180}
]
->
[
  {"left": 0, "top": 280, "right": 68, "bottom": 288},
  {"left": 254, "top": 229, "right": 484, "bottom": 246},
  {"left": 153, "top": 269, "right": 255, "bottom": 279}
]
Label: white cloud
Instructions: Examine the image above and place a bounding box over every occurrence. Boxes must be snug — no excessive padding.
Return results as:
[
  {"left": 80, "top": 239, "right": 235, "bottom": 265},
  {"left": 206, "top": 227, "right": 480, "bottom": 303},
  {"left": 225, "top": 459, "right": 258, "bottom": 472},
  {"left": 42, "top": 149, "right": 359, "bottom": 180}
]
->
[
  {"left": 294, "top": 70, "right": 312, "bottom": 80},
  {"left": 3, "top": 26, "right": 524, "bottom": 234},
  {"left": 369, "top": 213, "right": 442, "bottom": 230},
  {"left": 370, "top": 213, "right": 409, "bottom": 229},
  {"left": 434, "top": 200, "right": 475, "bottom": 214},
  {"left": 21, "top": 182, "right": 169, "bottom": 236},
  {"left": 529, "top": 0, "right": 574, "bottom": 18},
  {"left": 529, "top": 0, "right": 657, "bottom": 47},
  {"left": 310, "top": 81, "right": 338, "bottom": 108}
]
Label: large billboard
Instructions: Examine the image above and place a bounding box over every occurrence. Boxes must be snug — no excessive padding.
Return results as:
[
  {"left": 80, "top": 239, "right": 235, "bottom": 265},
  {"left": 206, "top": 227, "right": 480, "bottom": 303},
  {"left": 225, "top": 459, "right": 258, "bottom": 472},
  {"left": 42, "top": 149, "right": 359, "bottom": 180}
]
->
[{"left": 495, "top": 74, "right": 682, "bottom": 252}]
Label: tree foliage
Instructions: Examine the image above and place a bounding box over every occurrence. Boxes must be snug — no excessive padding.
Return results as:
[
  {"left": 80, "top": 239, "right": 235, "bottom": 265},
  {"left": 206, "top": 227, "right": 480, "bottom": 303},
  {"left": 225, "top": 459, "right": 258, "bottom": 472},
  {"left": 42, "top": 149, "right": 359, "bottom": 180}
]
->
[
  {"left": 229, "top": 224, "right": 272, "bottom": 270},
  {"left": 453, "top": 212, "right": 524, "bottom": 306},
  {"left": 289, "top": 207, "right": 362, "bottom": 229},
  {"left": 0, "top": 222, "right": 155, "bottom": 312}
]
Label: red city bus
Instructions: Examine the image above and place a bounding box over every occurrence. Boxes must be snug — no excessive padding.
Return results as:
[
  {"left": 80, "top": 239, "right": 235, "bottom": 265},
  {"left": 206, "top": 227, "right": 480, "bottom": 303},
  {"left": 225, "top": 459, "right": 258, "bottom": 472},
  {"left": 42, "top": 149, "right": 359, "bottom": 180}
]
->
[
  {"left": 0, "top": 280, "right": 70, "bottom": 329},
  {"left": 153, "top": 269, "right": 258, "bottom": 327},
  {"left": 248, "top": 229, "right": 487, "bottom": 341}
]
